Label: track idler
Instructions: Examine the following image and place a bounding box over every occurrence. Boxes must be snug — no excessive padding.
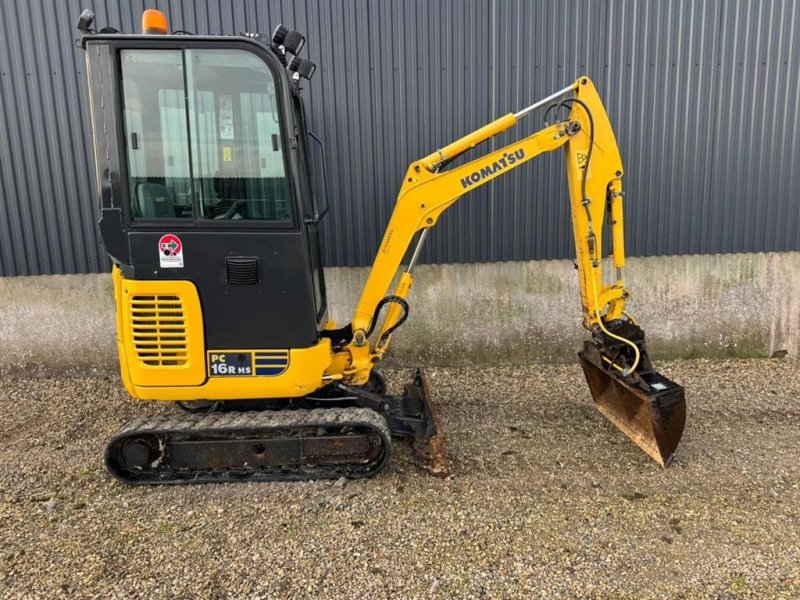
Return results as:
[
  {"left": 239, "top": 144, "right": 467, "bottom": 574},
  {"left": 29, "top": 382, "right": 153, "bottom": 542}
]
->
[{"left": 579, "top": 320, "right": 686, "bottom": 467}]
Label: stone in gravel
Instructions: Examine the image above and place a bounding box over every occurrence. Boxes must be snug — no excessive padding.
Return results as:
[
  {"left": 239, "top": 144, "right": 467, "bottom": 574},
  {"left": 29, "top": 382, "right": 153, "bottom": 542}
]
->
[{"left": 39, "top": 499, "right": 58, "bottom": 512}]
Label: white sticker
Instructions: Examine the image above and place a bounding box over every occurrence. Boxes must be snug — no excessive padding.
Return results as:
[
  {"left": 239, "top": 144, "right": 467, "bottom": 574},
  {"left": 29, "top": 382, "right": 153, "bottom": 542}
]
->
[
  {"left": 219, "top": 95, "right": 235, "bottom": 140},
  {"left": 158, "top": 234, "right": 184, "bottom": 268},
  {"left": 650, "top": 382, "right": 668, "bottom": 391}
]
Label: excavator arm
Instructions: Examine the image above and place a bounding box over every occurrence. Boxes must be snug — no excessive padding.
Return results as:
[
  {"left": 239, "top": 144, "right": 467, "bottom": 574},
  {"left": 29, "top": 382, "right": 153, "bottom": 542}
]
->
[{"left": 333, "top": 77, "right": 686, "bottom": 466}]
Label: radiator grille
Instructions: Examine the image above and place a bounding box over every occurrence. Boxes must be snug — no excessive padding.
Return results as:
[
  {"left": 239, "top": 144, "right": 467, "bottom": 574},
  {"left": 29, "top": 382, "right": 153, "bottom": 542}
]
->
[{"left": 129, "top": 294, "right": 188, "bottom": 366}]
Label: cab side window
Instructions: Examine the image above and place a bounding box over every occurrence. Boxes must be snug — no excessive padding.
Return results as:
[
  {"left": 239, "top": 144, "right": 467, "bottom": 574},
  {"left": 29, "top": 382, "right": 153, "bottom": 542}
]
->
[
  {"left": 119, "top": 48, "right": 291, "bottom": 223},
  {"left": 121, "top": 50, "right": 191, "bottom": 219}
]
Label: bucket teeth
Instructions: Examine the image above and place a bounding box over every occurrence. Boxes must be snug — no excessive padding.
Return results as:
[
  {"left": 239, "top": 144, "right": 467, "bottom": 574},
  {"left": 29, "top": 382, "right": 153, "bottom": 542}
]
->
[{"left": 579, "top": 340, "right": 686, "bottom": 467}]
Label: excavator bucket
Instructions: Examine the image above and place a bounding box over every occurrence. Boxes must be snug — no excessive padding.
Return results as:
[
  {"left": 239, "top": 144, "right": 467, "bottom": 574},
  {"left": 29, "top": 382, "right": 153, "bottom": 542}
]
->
[{"left": 579, "top": 342, "right": 686, "bottom": 467}]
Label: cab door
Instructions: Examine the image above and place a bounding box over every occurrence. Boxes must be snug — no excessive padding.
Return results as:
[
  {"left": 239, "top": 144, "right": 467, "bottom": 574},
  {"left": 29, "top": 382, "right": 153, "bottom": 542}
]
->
[{"left": 98, "top": 40, "right": 324, "bottom": 350}]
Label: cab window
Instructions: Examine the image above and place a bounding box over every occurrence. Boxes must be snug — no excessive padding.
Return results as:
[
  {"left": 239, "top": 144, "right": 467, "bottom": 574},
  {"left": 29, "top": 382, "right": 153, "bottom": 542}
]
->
[
  {"left": 119, "top": 47, "right": 291, "bottom": 223},
  {"left": 120, "top": 50, "right": 190, "bottom": 219}
]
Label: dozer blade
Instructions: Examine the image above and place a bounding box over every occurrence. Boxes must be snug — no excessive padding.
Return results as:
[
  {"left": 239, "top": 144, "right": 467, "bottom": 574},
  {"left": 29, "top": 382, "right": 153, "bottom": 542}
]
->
[
  {"left": 579, "top": 341, "right": 686, "bottom": 467},
  {"left": 409, "top": 368, "right": 450, "bottom": 477},
  {"left": 342, "top": 368, "right": 449, "bottom": 477}
]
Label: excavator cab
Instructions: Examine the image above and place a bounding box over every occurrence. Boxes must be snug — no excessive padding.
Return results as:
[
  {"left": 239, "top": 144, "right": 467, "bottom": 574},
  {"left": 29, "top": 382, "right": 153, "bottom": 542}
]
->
[{"left": 83, "top": 24, "right": 328, "bottom": 372}]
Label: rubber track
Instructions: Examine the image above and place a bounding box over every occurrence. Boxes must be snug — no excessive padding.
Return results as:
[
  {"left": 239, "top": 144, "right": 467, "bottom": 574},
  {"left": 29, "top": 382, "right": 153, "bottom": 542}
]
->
[{"left": 105, "top": 407, "right": 391, "bottom": 485}]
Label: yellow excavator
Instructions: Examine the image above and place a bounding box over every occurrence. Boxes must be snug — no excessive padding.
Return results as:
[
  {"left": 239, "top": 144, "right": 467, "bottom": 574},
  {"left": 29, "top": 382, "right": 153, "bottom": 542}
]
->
[{"left": 77, "top": 9, "right": 685, "bottom": 484}]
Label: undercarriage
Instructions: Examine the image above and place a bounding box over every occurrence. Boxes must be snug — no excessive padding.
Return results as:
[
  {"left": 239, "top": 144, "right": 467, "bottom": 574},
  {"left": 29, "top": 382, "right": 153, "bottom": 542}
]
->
[{"left": 105, "top": 370, "right": 448, "bottom": 485}]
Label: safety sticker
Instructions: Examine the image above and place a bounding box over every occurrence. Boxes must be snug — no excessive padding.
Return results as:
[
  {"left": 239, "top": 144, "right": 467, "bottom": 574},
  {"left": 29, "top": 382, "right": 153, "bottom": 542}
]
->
[
  {"left": 158, "top": 233, "right": 184, "bottom": 268},
  {"left": 219, "top": 95, "right": 235, "bottom": 140}
]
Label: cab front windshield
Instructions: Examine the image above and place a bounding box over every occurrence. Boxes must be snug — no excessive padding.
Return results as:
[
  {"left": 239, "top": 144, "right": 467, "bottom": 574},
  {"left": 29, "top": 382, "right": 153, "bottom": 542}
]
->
[{"left": 120, "top": 48, "right": 290, "bottom": 223}]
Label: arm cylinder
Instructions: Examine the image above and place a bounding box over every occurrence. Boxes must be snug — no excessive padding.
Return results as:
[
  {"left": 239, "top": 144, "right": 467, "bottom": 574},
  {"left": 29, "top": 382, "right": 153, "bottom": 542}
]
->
[{"left": 611, "top": 191, "right": 625, "bottom": 271}]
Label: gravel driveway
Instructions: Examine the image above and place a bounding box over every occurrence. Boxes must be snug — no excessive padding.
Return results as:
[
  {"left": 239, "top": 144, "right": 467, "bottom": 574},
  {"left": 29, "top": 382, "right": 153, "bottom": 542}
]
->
[{"left": 1, "top": 359, "right": 798, "bottom": 599}]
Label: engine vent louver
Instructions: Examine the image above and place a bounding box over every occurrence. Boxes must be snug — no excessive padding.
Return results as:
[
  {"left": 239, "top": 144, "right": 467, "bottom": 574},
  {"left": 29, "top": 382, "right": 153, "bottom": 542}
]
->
[
  {"left": 129, "top": 295, "right": 188, "bottom": 366},
  {"left": 226, "top": 256, "right": 260, "bottom": 285}
]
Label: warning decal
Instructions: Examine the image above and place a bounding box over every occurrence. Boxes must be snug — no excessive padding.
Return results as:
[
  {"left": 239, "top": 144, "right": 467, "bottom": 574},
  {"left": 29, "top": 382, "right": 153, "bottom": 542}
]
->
[
  {"left": 219, "top": 95, "right": 235, "bottom": 140},
  {"left": 158, "top": 234, "right": 184, "bottom": 268}
]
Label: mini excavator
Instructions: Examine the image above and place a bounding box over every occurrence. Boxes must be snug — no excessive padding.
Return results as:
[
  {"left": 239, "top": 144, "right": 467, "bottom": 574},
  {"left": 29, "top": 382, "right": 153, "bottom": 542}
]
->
[{"left": 77, "top": 9, "right": 686, "bottom": 484}]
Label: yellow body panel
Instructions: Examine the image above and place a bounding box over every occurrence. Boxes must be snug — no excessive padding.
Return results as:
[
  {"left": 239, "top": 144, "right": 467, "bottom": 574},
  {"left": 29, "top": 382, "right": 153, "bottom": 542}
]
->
[
  {"left": 117, "top": 273, "right": 207, "bottom": 387},
  {"left": 113, "top": 268, "right": 332, "bottom": 401},
  {"left": 130, "top": 340, "right": 333, "bottom": 400},
  {"left": 112, "top": 267, "right": 136, "bottom": 398}
]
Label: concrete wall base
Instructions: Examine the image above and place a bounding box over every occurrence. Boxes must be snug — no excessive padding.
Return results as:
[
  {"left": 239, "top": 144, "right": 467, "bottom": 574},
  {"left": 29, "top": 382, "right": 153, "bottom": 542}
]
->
[{"left": 1, "top": 252, "right": 797, "bottom": 376}]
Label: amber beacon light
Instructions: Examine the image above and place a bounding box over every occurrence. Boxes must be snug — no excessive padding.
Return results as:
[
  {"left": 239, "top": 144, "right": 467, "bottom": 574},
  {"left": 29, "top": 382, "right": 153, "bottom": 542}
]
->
[{"left": 141, "top": 9, "right": 168, "bottom": 34}]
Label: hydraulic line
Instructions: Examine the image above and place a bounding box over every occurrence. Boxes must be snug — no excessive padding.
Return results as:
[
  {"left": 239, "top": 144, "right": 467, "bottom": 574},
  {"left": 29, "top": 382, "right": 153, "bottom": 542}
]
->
[
  {"left": 562, "top": 96, "right": 641, "bottom": 376},
  {"left": 590, "top": 272, "right": 641, "bottom": 376},
  {"left": 622, "top": 310, "right": 638, "bottom": 325}
]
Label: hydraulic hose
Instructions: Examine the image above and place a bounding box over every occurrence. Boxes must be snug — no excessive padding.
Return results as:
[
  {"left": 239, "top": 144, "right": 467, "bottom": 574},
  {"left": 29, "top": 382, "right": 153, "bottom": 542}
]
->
[
  {"left": 563, "top": 96, "right": 641, "bottom": 376},
  {"left": 621, "top": 310, "right": 638, "bottom": 326},
  {"left": 590, "top": 272, "right": 641, "bottom": 376}
]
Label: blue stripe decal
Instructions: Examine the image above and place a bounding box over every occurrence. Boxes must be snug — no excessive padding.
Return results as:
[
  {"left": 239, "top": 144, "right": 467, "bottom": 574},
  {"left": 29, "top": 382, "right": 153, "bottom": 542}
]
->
[
  {"left": 255, "top": 359, "right": 288, "bottom": 366},
  {"left": 256, "top": 367, "right": 286, "bottom": 376}
]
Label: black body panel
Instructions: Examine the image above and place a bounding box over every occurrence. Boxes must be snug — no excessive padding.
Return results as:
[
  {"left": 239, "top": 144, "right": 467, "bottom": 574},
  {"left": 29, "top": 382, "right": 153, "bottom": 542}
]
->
[{"left": 126, "top": 230, "right": 318, "bottom": 348}]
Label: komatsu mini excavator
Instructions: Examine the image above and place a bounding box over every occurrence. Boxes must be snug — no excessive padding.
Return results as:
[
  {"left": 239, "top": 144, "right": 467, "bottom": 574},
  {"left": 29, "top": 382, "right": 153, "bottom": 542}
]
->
[{"left": 77, "top": 9, "right": 685, "bottom": 484}]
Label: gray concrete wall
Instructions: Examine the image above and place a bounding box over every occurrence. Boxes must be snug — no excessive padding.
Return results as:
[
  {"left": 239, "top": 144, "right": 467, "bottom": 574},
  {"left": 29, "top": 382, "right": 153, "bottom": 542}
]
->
[{"left": 1, "top": 252, "right": 798, "bottom": 376}]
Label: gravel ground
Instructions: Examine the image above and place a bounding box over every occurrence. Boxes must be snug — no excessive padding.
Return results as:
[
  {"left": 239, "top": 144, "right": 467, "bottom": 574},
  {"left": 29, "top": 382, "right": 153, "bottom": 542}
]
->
[{"left": 1, "top": 358, "right": 799, "bottom": 599}]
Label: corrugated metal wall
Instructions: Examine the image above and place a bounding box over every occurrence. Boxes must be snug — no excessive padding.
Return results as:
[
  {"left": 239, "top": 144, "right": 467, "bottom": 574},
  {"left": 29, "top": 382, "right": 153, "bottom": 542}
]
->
[{"left": 1, "top": 0, "right": 798, "bottom": 276}]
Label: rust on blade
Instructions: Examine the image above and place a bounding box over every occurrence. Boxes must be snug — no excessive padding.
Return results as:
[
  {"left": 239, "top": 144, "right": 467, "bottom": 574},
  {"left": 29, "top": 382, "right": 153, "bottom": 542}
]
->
[
  {"left": 411, "top": 368, "right": 450, "bottom": 477},
  {"left": 579, "top": 341, "right": 686, "bottom": 467}
]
